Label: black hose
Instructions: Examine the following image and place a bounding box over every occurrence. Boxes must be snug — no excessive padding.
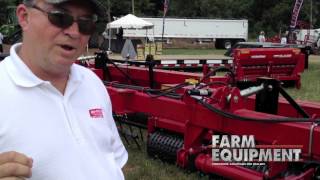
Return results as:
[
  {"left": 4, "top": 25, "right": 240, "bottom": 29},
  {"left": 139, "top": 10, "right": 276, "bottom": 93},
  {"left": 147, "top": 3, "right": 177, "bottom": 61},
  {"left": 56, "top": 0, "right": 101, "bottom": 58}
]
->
[
  {"left": 198, "top": 66, "right": 236, "bottom": 87},
  {"left": 279, "top": 87, "right": 310, "bottom": 118},
  {"left": 107, "top": 59, "right": 139, "bottom": 85},
  {"left": 194, "top": 96, "right": 319, "bottom": 123},
  {"left": 104, "top": 81, "right": 185, "bottom": 99},
  {"left": 145, "top": 91, "right": 182, "bottom": 99},
  {"left": 144, "top": 82, "right": 189, "bottom": 99},
  {"left": 103, "top": 81, "right": 145, "bottom": 91}
]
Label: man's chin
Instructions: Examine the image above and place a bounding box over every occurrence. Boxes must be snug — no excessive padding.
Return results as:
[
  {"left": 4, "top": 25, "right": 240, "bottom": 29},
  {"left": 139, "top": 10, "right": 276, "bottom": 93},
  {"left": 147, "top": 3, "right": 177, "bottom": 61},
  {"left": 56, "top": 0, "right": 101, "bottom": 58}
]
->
[{"left": 55, "top": 57, "right": 76, "bottom": 67}]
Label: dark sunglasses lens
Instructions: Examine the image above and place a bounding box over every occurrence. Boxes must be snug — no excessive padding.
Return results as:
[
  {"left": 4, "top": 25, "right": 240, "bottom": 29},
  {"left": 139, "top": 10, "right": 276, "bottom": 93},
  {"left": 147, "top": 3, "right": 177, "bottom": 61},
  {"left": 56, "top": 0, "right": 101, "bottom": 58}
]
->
[
  {"left": 48, "top": 12, "right": 73, "bottom": 29},
  {"left": 47, "top": 11, "right": 95, "bottom": 35},
  {"left": 78, "top": 19, "right": 96, "bottom": 35}
]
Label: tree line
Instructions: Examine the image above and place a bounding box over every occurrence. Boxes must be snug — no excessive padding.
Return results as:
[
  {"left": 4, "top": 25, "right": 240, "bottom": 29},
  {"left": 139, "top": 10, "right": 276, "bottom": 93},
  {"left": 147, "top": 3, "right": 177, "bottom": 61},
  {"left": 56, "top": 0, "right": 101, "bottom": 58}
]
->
[{"left": 1, "top": 0, "right": 319, "bottom": 38}]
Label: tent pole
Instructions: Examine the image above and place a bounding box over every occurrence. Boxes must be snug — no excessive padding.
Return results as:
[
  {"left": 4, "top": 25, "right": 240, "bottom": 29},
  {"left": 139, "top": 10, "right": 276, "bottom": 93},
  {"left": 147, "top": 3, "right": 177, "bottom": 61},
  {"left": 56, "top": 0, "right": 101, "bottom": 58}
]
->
[
  {"left": 146, "top": 29, "right": 148, "bottom": 43},
  {"left": 108, "top": 28, "right": 111, "bottom": 51}
]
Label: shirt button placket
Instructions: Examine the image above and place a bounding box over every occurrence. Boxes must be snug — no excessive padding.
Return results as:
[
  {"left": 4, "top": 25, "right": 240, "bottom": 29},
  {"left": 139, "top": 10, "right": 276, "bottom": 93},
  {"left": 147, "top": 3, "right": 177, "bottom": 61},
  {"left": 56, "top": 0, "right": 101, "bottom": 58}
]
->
[{"left": 62, "top": 98, "right": 85, "bottom": 145}]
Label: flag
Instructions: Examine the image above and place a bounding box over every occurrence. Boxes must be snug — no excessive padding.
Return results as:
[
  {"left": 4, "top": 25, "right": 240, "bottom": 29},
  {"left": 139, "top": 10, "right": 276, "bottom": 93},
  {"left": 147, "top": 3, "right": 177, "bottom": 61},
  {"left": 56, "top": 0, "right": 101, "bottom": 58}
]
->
[{"left": 163, "top": 0, "right": 169, "bottom": 16}]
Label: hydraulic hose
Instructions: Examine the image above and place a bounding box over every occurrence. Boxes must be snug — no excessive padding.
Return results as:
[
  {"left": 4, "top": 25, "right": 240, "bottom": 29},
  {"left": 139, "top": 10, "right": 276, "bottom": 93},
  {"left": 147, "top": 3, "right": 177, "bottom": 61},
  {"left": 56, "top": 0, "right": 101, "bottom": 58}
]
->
[{"left": 193, "top": 96, "right": 319, "bottom": 123}]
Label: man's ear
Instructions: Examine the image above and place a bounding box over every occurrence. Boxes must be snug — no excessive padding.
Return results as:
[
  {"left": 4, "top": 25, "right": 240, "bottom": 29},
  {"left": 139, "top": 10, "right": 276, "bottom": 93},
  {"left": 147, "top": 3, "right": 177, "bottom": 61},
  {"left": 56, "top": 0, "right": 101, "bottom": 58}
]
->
[{"left": 16, "top": 4, "right": 30, "bottom": 31}]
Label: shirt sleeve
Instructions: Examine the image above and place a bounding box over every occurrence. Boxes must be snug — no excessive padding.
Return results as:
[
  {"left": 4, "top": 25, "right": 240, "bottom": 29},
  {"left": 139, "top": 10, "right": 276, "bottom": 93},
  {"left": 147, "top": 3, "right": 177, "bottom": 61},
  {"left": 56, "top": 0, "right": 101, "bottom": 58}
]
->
[{"left": 105, "top": 90, "right": 128, "bottom": 168}]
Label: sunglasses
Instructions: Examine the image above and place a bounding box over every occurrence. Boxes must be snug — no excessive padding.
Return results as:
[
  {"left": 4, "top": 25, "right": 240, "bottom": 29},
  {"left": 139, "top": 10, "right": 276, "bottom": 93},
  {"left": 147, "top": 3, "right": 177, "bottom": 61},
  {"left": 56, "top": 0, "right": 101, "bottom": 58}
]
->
[{"left": 30, "top": 5, "right": 97, "bottom": 35}]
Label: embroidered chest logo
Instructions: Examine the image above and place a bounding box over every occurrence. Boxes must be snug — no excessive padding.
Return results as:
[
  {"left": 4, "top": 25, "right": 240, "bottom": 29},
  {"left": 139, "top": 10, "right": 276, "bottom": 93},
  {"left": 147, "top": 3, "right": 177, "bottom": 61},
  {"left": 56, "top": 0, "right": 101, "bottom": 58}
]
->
[{"left": 89, "top": 108, "right": 104, "bottom": 118}]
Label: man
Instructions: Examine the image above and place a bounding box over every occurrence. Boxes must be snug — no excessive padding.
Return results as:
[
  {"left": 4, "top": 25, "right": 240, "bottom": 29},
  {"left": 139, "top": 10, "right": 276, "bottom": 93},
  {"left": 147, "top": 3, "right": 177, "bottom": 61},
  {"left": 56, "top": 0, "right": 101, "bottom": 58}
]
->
[
  {"left": 280, "top": 34, "right": 287, "bottom": 44},
  {"left": 258, "top": 31, "right": 266, "bottom": 43},
  {"left": 0, "top": 0, "right": 128, "bottom": 179},
  {"left": 116, "top": 27, "right": 124, "bottom": 52}
]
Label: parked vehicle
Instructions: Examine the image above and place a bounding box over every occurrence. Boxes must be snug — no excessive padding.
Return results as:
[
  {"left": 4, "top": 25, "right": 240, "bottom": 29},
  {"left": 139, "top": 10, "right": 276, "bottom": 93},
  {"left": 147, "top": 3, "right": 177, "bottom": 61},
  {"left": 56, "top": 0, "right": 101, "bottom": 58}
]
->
[
  {"left": 123, "top": 17, "right": 248, "bottom": 49},
  {"left": 293, "top": 28, "right": 320, "bottom": 53},
  {"left": 287, "top": 0, "right": 320, "bottom": 54}
]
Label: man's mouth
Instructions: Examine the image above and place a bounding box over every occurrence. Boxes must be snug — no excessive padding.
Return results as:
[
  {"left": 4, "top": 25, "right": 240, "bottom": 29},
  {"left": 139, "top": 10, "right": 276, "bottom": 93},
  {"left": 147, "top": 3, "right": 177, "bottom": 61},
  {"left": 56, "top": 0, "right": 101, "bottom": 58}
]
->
[{"left": 60, "top": 45, "right": 75, "bottom": 51}]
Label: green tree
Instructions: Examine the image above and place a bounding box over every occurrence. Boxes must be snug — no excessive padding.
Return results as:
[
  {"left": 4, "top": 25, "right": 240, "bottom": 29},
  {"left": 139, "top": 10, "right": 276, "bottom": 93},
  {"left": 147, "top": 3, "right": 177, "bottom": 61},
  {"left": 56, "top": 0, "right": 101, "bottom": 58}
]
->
[
  {"left": 2, "top": 0, "right": 320, "bottom": 39},
  {"left": 0, "top": 0, "right": 19, "bottom": 25}
]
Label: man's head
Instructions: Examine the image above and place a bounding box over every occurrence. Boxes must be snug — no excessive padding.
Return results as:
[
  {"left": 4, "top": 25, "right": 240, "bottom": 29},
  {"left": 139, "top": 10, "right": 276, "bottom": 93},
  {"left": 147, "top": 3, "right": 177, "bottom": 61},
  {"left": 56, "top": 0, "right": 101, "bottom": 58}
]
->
[
  {"left": 16, "top": 0, "right": 105, "bottom": 77},
  {"left": 22, "top": 0, "right": 105, "bottom": 17}
]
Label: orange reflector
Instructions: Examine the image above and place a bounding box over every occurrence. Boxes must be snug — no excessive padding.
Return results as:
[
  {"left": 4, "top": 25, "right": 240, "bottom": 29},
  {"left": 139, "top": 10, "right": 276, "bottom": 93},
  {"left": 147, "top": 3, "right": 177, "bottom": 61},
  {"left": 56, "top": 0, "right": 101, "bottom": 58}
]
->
[
  {"left": 292, "top": 48, "right": 301, "bottom": 54},
  {"left": 239, "top": 49, "right": 250, "bottom": 54},
  {"left": 185, "top": 78, "right": 199, "bottom": 85}
]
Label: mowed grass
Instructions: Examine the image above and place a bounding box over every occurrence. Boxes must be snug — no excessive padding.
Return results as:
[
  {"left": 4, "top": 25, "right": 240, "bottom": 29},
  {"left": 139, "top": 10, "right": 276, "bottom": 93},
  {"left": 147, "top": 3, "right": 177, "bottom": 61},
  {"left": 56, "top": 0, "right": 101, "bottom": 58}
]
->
[
  {"left": 286, "top": 55, "right": 320, "bottom": 101},
  {"left": 122, "top": 49, "right": 320, "bottom": 179},
  {"left": 123, "top": 140, "right": 208, "bottom": 180}
]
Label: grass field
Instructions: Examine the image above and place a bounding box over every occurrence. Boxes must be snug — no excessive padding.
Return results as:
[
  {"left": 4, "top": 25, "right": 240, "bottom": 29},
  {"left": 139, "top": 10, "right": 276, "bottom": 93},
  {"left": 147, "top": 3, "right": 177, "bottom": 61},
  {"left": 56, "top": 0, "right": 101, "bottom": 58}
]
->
[
  {"left": 124, "top": 143, "right": 208, "bottom": 180},
  {"left": 122, "top": 49, "right": 320, "bottom": 180},
  {"left": 286, "top": 56, "right": 320, "bottom": 101}
]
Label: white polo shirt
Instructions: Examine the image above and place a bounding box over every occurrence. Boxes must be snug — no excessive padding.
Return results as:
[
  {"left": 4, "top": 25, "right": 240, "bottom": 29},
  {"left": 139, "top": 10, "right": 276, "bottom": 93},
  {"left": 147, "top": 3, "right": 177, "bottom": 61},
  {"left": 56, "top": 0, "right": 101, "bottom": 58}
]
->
[{"left": 0, "top": 44, "right": 128, "bottom": 180}]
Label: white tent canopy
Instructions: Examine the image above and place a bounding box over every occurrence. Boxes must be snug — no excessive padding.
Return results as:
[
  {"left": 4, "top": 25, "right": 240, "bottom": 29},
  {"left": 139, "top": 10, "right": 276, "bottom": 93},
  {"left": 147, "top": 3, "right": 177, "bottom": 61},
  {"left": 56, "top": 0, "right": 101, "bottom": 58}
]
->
[
  {"left": 107, "top": 14, "right": 154, "bottom": 29},
  {"left": 105, "top": 14, "right": 154, "bottom": 52}
]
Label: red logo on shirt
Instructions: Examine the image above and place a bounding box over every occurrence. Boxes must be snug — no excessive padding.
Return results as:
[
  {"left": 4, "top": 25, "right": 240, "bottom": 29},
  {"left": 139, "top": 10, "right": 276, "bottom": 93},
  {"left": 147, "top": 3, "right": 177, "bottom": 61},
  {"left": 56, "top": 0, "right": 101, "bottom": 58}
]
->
[{"left": 89, "top": 108, "right": 104, "bottom": 118}]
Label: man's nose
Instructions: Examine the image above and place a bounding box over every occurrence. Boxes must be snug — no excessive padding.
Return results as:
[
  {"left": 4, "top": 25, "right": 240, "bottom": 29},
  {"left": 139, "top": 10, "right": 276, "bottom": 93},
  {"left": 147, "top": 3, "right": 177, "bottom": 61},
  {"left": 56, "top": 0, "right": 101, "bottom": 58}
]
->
[{"left": 63, "top": 22, "right": 81, "bottom": 38}]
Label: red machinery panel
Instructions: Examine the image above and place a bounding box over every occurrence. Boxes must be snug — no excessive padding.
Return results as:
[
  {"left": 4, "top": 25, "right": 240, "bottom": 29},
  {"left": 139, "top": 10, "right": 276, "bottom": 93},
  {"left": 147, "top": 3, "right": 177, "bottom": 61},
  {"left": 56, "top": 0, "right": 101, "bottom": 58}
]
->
[{"left": 233, "top": 48, "right": 305, "bottom": 88}]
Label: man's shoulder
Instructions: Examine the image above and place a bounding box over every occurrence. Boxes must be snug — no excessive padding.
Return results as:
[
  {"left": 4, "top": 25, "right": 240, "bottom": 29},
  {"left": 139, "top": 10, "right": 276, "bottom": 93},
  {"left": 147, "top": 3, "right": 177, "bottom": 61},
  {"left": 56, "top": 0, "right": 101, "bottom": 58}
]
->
[
  {"left": 72, "top": 63, "right": 103, "bottom": 82},
  {"left": 72, "top": 63, "right": 109, "bottom": 97},
  {"left": 0, "top": 55, "right": 11, "bottom": 69}
]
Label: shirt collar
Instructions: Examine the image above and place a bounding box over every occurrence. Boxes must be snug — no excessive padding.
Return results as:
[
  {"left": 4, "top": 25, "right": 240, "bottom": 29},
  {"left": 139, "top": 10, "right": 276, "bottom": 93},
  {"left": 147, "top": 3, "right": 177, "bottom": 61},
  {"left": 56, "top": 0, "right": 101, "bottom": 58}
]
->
[
  {"left": 6, "top": 43, "right": 44, "bottom": 87},
  {"left": 66, "top": 63, "right": 84, "bottom": 94},
  {"left": 5, "top": 43, "right": 83, "bottom": 88}
]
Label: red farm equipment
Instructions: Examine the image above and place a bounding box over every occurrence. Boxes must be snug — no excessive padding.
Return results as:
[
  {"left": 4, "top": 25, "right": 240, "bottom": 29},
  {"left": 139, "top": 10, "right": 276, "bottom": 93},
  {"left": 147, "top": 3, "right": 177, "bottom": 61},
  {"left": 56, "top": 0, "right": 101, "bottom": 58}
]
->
[
  {"left": 0, "top": 37, "right": 314, "bottom": 180},
  {"left": 75, "top": 49, "right": 320, "bottom": 179},
  {"left": 82, "top": 47, "right": 305, "bottom": 89},
  {"left": 233, "top": 48, "right": 305, "bottom": 89}
]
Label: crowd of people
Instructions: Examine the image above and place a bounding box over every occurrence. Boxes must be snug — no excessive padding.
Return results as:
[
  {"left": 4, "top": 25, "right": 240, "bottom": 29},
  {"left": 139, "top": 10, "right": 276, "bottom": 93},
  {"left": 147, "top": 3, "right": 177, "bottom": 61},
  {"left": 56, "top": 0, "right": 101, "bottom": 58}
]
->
[{"left": 258, "top": 30, "right": 288, "bottom": 44}]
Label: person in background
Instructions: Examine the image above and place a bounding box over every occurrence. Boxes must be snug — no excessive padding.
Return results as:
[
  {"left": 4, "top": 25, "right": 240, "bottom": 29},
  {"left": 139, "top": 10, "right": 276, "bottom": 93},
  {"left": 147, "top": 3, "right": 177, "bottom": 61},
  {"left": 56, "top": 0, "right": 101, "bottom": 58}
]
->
[
  {"left": 281, "top": 33, "right": 287, "bottom": 44},
  {"left": 116, "top": 26, "right": 124, "bottom": 52},
  {"left": 258, "top": 31, "right": 266, "bottom": 42},
  {"left": 116, "top": 26, "right": 124, "bottom": 41},
  {"left": 0, "top": 0, "right": 128, "bottom": 179},
  {"left": 0, "top": 31, "right": 4, "bottom": 53}
]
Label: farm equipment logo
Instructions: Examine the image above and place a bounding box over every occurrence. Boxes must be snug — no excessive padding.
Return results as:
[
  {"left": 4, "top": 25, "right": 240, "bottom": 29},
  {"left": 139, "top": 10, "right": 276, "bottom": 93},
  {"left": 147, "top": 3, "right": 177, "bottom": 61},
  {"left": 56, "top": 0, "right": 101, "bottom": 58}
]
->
[{"left": 211, "top": 135, "right": 302, "bottom": 165}]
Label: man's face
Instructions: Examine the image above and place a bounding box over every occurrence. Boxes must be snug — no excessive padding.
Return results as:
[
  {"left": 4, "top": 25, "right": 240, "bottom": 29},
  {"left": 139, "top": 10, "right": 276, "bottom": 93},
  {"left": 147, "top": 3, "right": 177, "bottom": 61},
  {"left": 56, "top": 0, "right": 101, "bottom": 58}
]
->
[{"left": 20, "top": 0, "right": 95, "bottom": 75}]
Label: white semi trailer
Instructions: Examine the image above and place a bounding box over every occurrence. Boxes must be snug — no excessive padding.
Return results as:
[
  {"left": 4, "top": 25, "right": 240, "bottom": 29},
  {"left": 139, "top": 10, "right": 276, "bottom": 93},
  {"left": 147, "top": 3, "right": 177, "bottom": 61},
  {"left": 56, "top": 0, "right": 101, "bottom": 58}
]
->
[{"left": 123, "top": 17, "right": 248, "bottom": 49}]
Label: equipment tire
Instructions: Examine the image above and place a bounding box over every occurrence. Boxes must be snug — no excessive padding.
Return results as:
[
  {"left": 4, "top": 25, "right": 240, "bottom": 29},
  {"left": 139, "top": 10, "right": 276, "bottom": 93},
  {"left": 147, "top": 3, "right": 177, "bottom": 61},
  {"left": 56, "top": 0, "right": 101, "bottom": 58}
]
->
[{"left": 223, "top": 40, "right": 232, "bottom": 49}]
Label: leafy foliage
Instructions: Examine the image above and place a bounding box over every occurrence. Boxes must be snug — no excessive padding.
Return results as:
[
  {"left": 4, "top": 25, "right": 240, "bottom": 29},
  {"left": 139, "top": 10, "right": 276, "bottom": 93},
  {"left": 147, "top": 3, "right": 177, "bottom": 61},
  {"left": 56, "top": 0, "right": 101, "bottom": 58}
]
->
[
  {"left": 0, "top": 0, "right": 319, "bottom": 38},
  {"left": 89, "top": 0, "right": 320, "bottom": 38}
]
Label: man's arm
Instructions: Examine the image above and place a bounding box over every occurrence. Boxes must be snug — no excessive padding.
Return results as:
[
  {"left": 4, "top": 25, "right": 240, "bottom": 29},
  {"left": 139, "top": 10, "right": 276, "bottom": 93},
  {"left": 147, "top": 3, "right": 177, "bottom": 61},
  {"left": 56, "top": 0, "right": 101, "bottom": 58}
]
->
[{"left": 0, "top": 151, "right": 33, "bottom": 179}]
